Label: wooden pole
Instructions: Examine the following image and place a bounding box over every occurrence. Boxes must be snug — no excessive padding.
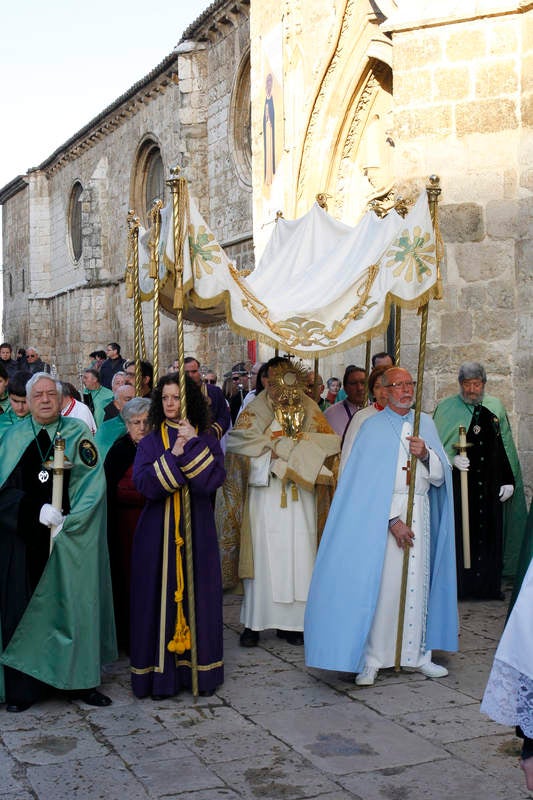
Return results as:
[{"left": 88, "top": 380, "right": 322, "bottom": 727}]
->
[
  {"left": 168, "top": 167, "right": 199, "bottom": 698},
  {"left": 394, "top": 176, "right": 441, "bottom": 671}
]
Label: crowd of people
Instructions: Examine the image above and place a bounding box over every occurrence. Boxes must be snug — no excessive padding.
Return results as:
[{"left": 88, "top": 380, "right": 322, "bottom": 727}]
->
[{"left": 0, "top": 340, "right": 530, "bottom": 789}]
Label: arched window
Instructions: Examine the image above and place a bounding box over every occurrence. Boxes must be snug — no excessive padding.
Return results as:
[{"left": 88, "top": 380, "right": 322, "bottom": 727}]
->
[
  {"left": 68, "top": 181, "right": 83, "bottom": 262},
  {"left": 132, "top": 140, "right": 166, "bottom": 226},
  {"left": 229, "top": 51, "right": 252, "bottom": 188}
]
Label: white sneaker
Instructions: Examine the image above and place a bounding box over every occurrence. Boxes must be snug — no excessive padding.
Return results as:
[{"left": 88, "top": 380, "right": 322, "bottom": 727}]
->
[
  {"left": 355, "top": 665, "right": 378, "bottom": 686},
  {"left": 418, "top": 662, "right": 448, "bottom": 678}
]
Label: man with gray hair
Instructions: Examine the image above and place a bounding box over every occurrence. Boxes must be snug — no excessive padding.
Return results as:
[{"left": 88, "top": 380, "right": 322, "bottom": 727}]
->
[
  {"left": 0, "top": 372, "right": 116, "bottom": 711},
  {"left": 433, "top": 362, "right": 526, "bottom": 600}
]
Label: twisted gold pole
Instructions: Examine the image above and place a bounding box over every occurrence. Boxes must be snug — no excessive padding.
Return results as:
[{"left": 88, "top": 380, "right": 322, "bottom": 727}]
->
[
  {"left": 394, "top": 306, "right": 402, "bottom": 366},
  {"left": 149, "top": 199, "right": 164, "bottom": 385},
  {"left": 394, "top": 175, "right": 440, "bottom": 671},
  {"left": 168, "top": 167, "right": 198, "bottom": 698},
  {"left": 364, "top": 340, "right": 371, "bottom": 404},
  {"left": 127, "top": 211, "right": 144, "bottom": 397}
]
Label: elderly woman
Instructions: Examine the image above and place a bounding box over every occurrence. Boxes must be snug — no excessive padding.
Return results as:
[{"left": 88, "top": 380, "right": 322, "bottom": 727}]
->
[
  {"left": 104, "top": 397, "right": 150, "bottom": 652},
  {"left": 130, "top": 374, "right": 226, "bottom": 699},
  {"left": 339, "top": 365, "right": 389, "bottom": 475}
]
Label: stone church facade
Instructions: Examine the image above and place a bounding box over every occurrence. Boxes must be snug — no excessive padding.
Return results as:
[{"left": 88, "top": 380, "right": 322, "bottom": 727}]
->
[{"left": 1, "top": 0, "right": 531, "bottom": 494}]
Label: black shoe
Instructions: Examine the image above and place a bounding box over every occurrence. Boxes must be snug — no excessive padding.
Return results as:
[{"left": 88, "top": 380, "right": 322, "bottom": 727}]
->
[
  {"left": 72, "top": 689, "right": 112, "bottom": 707},
  {"left": 239, "top": 628, "right": 259, "bottom": 647},
  {"left": 277, "top": 629, "right": 304, "bottom": 645},
  {"left": 198, "top": 689, "right": 215, "bottom": 697},
  {"left": 6, "top": 702, "right": 32, "bottom": 713}
]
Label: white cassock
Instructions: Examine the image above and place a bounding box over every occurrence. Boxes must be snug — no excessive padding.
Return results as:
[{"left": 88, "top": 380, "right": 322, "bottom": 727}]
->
[
  {"left": 481, "top": 556, "right": 533, "bottom": 736},
  {"left": 240, "top": 419, "right": 317, "bottom": 632},
  {"left": 364, "top": 417, "right": 444, "bottom": 669}
]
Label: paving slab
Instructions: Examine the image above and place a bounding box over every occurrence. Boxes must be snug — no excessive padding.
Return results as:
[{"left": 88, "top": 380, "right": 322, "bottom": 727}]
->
[
  {"left": 338, "top": 756, "right": 530, "bottom": 800},
  {"left": 438, "top": 647, "right": 500, "bottom": 700},
  {"left": 2, "top": 723, "right": 109, "bottom": 765},
  {"left": 349, "top": 674, "right": 474, "bottom": 717},
  {"left": 217, "top": 662, "right": 344, "bottom": 715},
  {"left": 445, "top": 732, "right": 529, "bottom": 791},
  {"left": 156, "top": 705, "right": 291, "bottom": 764},
  {"left": 401, "top": 699, "right": 508, "bottom": 743},
  {"left": 252, "top": 700, "right": 448, "bottom": 775},
  {"left": 211, "top": 749, "right": 343, "bottom": 799},
  {"left": 130, "top": 752, "right": 226, "bottom": 797},
  {"left": 25, "top": 753, "right": 151, "bottom": 799}
]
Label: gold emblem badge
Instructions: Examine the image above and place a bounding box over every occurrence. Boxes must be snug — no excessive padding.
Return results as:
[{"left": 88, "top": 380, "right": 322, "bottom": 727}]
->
[{"left": 79, "top": 439, "right": 98, "bottom": 467}]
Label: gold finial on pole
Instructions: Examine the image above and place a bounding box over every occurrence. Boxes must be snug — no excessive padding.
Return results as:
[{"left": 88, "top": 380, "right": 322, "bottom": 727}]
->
[
  {"left": 426, "top": 175, "right": 443, "bottom": 300},
  {"left": 315, "top": 192, "right": 331, "bottom": 211}
]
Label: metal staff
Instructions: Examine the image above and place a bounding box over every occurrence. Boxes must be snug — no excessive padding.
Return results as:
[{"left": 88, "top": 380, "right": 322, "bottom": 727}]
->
[
  {"left": 394, "top": 175, "right": 441, "bottom": 671},
  {"left": 453, "top": 425, "right": 471, "bottom": 569},
  {"left": 167, "top": 166, "right": 199, "bottom": 698}
]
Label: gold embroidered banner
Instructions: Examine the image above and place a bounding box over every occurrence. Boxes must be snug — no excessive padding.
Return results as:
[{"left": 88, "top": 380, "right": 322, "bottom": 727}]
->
[{"left": 141, "top": 190, "right": 438, "bottom": 356}]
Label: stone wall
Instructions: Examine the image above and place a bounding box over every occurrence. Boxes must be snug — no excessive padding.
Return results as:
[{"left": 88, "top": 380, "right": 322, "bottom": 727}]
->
[{"left": 388, "top": 3, "right": 533, "bottom": 496}]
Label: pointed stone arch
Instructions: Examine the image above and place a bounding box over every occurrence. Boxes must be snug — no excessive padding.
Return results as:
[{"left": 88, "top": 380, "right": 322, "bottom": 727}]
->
[{"left": 293, "top": 3, "right": 393, "bottom": 223}]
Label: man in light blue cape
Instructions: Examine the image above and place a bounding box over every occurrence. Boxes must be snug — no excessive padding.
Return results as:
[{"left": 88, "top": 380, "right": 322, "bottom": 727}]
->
[{"left": 305, "top": 367, "right": 458, "bottom": 686}]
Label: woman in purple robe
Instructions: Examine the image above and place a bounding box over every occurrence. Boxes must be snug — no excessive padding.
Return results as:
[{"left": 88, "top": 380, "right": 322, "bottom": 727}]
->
[{"left": 131, "top": 373, "right": 225, "bottom": 698}]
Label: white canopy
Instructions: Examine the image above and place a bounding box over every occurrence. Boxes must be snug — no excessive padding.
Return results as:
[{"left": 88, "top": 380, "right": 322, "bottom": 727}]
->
[{"left": 138, "top": 189, "right": 439, "bottom": 357}]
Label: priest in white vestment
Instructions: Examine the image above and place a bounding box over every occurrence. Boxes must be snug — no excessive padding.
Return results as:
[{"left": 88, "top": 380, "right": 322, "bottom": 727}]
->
[
  {"left": 224, "top": 357, "right": 340, "bottom": 647},
  {"left": 305, "top": 367, "right": 458, "bottom": 685}
]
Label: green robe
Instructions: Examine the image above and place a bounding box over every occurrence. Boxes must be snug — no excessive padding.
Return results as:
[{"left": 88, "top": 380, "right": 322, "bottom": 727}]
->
[
  {"left": 0, "top": 415, "right": 117, "bottom": 701},
  {"left": 433, "top": 393, "right": 527, "bottom": 578},
  {"left": 0, "top": 407, "right": 28, "bottom": 440},
  {"left": 95, "top": 415, "right": 126, "bottom": 460},
  {"left": 83, "top": 386, "right": 114, "bottom": 428}
]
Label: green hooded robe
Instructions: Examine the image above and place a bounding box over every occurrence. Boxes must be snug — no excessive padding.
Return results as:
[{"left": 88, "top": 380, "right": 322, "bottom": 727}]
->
[
  {"left": 433, "top": 393, "right": 527, "bottom": 578},
  {"left": 0, "top": 415, "right": 117, "bottom": 701}
]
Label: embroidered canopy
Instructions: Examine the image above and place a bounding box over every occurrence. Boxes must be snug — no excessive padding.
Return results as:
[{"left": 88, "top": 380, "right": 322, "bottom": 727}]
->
[{"left": 136, "top": 189, "right": 439, "bottom": 357}]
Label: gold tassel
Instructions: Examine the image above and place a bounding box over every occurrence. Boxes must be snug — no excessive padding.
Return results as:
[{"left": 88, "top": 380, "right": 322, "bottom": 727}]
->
[
  {"left": 160, "top": 423, "right": 191, "bottom": 654},
  {"left": 291, "top": 483, "right": 299, "bottom": 502},
  {"left": 280, "top": 481, "right": 287, "bottom": 508}
]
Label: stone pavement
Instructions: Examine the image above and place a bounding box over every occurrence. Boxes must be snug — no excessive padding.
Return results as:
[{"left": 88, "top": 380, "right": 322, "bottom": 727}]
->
[{"left": 1, "top": 589, "right": 531, "bottom": 800}]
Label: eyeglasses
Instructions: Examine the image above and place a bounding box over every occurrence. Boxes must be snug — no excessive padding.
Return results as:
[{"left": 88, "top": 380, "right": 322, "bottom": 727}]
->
[
  {"left": 232, "top": 376, "right": 242, "bottom": 382},
  {"left": 27, "top": 354, "right": 38, "bottom": 359},
  {"left": 386, "top": 380, "right": 416, "bottom": 390}
]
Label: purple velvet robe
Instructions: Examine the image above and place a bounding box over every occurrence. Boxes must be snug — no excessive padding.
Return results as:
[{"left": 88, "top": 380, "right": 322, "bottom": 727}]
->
[{"left": 131, "top": 426, "right": 225, "bottom": 697}]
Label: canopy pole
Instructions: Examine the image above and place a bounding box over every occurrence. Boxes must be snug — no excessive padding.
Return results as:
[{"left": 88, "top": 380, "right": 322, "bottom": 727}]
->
[
  {"left": 127, "top": 211, "right": 146, "bottom": 397},
  {"left": 149, "top": 199, "right": 164, "bottom": 385},
  {"left": 394, "top": 175, "right": 441, "bottom": 672},
  {"left": 168, "top": 167, "right": 199, "bottom": 698},
  {"left": 364, "top": 341, "right": 371, "bottom": 404},
  {"left": 394, "top": 306, "right": 402, "bottom": 367}
]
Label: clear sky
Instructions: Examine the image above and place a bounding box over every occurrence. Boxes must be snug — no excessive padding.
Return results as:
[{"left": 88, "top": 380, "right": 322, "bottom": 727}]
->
[{"left": 0, "top": 0, "right": 210, "bottom": 190}]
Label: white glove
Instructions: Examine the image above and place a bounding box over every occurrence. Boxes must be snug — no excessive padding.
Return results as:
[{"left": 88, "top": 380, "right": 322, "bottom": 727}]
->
[
  {"left": 499, "top": 485, "right": 514, "bottom": 503},
  {"left": 39, "top": 503, "right": 65, "bottom": 529},
  {"left": 453, "top": 454, "right": 470, "bottom": 471}
]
